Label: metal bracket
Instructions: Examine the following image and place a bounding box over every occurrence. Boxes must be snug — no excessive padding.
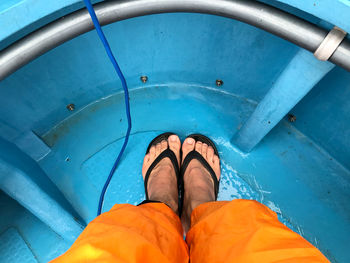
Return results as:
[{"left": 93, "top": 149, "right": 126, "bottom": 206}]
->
[{"left": 314, "top": 26, "right": 347, "bottom": 61}]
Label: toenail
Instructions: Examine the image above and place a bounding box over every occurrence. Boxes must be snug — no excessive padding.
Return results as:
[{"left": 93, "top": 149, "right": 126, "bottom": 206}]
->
[
  {"left": 170, "top": 135, "right": 177, "bottom": 142},
  {"left": 187, "top": 138, "right": 194, "bottom": 144}
]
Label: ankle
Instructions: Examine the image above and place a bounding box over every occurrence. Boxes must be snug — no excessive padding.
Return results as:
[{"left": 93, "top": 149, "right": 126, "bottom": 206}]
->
[
  {"left": 182, "top": 196, "right": 202, "bottom": 220},
  {"left": 185, "top": 199, "right": 207, "bottom": 216},
  {"left": 149, "top": 192, "right": 178, "bottom": 214}
]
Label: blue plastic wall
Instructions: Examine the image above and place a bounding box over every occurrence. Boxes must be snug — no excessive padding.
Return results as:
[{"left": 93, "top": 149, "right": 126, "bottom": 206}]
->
[{"left": 1, "top": 1, "right": 350, "bottom": 262}]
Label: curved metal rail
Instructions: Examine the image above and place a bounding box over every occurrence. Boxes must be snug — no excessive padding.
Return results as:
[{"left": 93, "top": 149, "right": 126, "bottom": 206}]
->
[{"left": 0, "top": 0, "right": 350, "bottom": 80}]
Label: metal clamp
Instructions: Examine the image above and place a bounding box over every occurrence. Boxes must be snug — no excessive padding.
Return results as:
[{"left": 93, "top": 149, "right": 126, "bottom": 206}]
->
[{"left": 314, "top": 26, "right": 347, "bottom": 61}]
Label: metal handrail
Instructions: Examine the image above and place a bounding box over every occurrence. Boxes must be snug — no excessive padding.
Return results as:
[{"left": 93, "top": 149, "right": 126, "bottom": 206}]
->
[{"left": 0, "top": 0, "right": 349, "bottom": 80}]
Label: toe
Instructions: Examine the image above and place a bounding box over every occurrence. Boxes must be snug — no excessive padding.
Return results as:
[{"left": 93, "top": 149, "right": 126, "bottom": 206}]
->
[
  {"left": 150, "top": 145, "right": 156, "bottom": 158},
  {"left": 202, "top": 143, "right": 208, "bottom": 158},
  {"left": 155, "top": 142, "right": 161, "bottom": 155},
  {"left": 207, "top": 146, "right": 214, "bottom": 163},
  {"left": 182, "top": 137, "right": 195, "bottom": 163},
  {"left": 161, "top": 140, "right": 168, "bottom": 152},
  {"left": 168, "top": 135, "right": 181, "bottom": 166},
  {"left": 213, "top": 155, "right": 221, "bottom": 180},
  {"left": 144, "top": 153, "right": 150, "bottom": 163},
  {"left": 168, "top": 135, "right": 180, "bottom": 150},
  {"left": 195, "top": 141, "right": 202, "bottom": 153}
]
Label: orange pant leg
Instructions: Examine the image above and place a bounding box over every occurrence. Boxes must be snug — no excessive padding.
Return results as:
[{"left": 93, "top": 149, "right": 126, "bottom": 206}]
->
[
  {"left": 51, "top": 202, "right": 188, "bottom": 263},
  {"left": 186, "top": 200, "right": 329, "bottom": 263}
]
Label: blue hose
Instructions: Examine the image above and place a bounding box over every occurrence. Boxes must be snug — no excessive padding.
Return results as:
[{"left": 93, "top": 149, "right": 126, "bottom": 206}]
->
[{"left": 83, "top": 0, "right": 132, "bottom": 216}]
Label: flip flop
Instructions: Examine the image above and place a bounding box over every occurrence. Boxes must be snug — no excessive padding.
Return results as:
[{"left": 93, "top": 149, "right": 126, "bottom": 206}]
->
[
  {"left": 144, "top": 132, "right": 182, "bottom": 214},
  {"left": 180, "top": 134, "right": 220, "bottom": 202}
]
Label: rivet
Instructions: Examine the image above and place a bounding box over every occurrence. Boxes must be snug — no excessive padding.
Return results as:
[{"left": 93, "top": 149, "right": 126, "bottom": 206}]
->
[
  {"left": 216, "top": 79, "right": 223, "bottom": 86},
  {"left": 140, "top": 76, "right": 148, "bottom": 83},
  {"left": 66, "top": 104, "right": 75, "bottom": 111},
  {"left": 288, "top": 114, "right": 296, "bottom": 122}
]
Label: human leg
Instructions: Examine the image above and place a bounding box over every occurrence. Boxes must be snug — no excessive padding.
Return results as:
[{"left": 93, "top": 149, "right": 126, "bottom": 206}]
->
[
  {"left": 187, "top": 200, "right": 329, "bottom": 263},
  {"left": 181, "top": 136, "right": 329, "bottom": 263},
  {"left": 52, "top": 134, "right": 188, "bottom": 263}
]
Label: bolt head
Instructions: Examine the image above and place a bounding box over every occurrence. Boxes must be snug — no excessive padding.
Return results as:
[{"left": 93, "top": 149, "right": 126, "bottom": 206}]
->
[
  {"left": 67, "top": 104, "right": 75, "bottom": 111},
  {"left": 216, "top": 79, "right": 223, "bottom": 86},
  {"left": 288, "top": 114, "right": 296, "bottom": 122},
  {"left": 140, "top": 76, "right": 148, "bottom": 83}
]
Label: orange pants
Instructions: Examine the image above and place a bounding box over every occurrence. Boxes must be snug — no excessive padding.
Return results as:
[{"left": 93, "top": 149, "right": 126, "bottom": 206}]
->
[{"left": 52, "top": 200, "right": 329, "bottom": 262}]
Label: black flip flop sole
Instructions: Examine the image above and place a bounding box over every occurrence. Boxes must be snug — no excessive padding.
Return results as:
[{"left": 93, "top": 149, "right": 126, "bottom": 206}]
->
[
  {"left": 181, "top": 134, "right": 220, "bottom": 200},
  {"left": 144, "top": 132, "right": 182, "bottom": 215}
]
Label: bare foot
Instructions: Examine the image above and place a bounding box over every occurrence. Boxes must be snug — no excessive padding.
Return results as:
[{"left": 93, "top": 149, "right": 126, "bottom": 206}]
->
[
  {"left": 181, "top": 137, "right": 220, "bottom": 232},
  {"left": 142, "top": 134, "right": 181, "bottom": 214}
]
